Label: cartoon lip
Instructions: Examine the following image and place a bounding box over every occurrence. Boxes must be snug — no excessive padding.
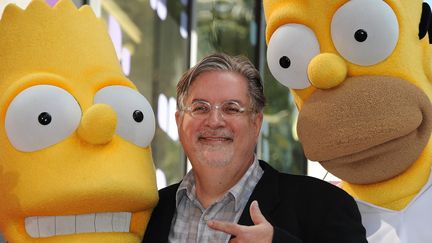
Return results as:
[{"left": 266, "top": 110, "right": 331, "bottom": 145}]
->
[
  {"left": 25, "top": 212, "right": 133, "bottom": 238},
  {"left": 297, "top": 76, "right": 432, "bottom": 184}
]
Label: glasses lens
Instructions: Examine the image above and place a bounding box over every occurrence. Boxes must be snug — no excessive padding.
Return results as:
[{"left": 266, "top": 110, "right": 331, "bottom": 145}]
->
[
  {"left": 221, "top": 101, "right": 243, "bottom": 115},
  {"left": 185, "top": 101, "right": 248, "bottom": 119},
  {"left": 190, "top": 101, "right": 210, "bottom": 117}
]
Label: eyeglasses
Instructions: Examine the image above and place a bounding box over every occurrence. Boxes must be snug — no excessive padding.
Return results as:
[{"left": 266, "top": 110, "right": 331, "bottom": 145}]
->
[{"left": 182, "top": 100, "right": 253, "bottom": 119}]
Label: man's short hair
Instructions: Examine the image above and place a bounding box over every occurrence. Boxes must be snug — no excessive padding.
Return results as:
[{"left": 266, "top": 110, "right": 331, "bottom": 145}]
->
[{"left": 177, "top": 53, "right": 265, "bottom": 113}]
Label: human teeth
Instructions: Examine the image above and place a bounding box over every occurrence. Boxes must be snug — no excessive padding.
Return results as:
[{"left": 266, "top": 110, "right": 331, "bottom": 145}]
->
[{"left": 25, "top": 212, "right": 132, "bottom": 238}]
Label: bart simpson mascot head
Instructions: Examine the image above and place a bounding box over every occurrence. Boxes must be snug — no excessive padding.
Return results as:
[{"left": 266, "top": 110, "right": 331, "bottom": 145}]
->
[
  {"left": 0, "top": 0, "right": 158, "bottom": 242},
  {"left": 264, "top": 0, "right": 432, "bottom": 241}
]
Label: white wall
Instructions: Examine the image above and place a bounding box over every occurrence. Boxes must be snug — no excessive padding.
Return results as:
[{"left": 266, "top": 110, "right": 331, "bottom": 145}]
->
[{"left": 0, "top": 0, "right": 31, "bottom": 17}]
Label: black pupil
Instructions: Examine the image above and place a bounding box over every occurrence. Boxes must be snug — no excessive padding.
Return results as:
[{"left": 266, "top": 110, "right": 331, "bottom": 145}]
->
[
  {"left": 133, "top": 110, "right": 144, "bottom": 123},
  {"left": 38, "top": 112, "right": 52, "bottom": 125},
  {"left": 279, "top": 56, "right": 291, "bottom": 69},
  {"left": 354, "top": 29, "right": 368, "bottom": 42}
]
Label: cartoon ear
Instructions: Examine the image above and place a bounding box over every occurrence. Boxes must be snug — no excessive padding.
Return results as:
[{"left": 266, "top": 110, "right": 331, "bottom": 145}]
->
[{"left": 419, "top": 2, "right": 432, "bottom": 43}]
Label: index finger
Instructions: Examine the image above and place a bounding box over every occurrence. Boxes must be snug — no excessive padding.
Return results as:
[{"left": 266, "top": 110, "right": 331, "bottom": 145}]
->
[{"left": 207, "top": 220, "right": 244, "bottom": 236}]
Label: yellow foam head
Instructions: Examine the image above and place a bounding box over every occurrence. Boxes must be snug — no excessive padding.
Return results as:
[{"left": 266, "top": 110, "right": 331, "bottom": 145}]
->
[
  {"left": 264, "top": 0, "right": 432, "bottom": 207},
  {"left": 0, "top": 0, "right": 158, "bottom": 242}
]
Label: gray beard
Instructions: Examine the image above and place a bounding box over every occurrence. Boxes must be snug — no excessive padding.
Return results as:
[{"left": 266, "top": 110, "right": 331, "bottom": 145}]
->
[{"left": 196, "top": 145, "right": 233, "bottom": 168}]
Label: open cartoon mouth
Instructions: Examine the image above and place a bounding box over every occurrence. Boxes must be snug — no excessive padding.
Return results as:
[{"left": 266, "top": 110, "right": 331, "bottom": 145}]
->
[{"left": 25, "top": 212, "right": 131, "bottom": 238}]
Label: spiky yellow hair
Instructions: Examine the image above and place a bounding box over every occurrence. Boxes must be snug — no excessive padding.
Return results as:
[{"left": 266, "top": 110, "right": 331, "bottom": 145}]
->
[{"left": 0, "top": 0, "right": 121, "bottom": 93}]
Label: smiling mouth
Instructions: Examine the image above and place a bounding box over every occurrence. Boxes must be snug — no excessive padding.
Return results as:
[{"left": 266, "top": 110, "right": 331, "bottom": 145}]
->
[
  {"left": 199, "top": 137, "right": 233, "bottom": 141},
  {"left": 198, "top": 137, "right": 233, "bottom": 145},
  {"left": 25, "top": 212, "right": 132, "bottom": 238}
]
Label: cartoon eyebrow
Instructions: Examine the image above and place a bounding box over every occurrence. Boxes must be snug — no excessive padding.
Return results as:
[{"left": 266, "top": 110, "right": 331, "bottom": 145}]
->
[{"left": 419, "top": 2, "right": 432, "bottom": 43}]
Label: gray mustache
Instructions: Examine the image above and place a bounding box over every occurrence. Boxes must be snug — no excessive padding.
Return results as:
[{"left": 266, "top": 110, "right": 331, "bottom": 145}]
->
[{"left": 198, "top": 129, "right": 233, "bottom": 139}]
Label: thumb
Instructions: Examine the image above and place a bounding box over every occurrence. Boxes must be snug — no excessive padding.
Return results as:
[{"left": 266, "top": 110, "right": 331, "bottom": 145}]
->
[{"left": 250, "top": 200, "right": 267, "bottom": 225}]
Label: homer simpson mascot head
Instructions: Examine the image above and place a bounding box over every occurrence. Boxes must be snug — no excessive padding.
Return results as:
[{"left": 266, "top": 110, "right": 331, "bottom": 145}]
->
[
  {"left": 264, "top": 0, "right": 432, "bottom": 242},
  {"left": 0, "top": 0, "right": 158, "bottom": 242}
]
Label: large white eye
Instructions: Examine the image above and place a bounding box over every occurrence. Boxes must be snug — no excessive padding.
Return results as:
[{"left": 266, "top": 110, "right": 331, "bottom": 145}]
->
[
  {"left": 94, "top": 86, "right": 155, "bottom": 147},
  {"left": 331, "top": 0, "right": 399, "bottom": 66},
  {"left": 5, "top": 85, "right": 81, "bottom": 152},
  {"left": 267, "top": 24, "right": 320, "bottom": 89}
]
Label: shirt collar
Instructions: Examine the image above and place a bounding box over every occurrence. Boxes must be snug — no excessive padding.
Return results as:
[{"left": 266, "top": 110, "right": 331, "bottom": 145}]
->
[
  {"left": 175, "top": 166, "right": 195, "bottom": 207},
  {"left": 175, "top": 155, "right": 262, "bottom": 211},
  {"left": 229, "top": 156, "right": 261, "bottom": 211}
]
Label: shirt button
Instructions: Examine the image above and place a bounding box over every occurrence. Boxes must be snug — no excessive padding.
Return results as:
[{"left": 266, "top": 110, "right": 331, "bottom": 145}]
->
[{"left": 204, "top": 215, "right": 210, "bottom": 221}]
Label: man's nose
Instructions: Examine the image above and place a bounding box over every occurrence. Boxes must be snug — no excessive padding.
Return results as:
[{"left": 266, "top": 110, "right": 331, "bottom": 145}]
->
[{"left": 205, "top": 107, "right": 226, "bottom": 127}]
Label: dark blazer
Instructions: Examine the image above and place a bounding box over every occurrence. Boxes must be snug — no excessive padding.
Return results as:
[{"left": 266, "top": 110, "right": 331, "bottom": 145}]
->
[{"left": 143, "top": 160, "right": 367, "bottom": 243}]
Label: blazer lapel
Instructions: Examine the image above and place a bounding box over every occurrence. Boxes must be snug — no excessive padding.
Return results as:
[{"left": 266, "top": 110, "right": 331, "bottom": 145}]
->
[
  {"left": 160, "top": 184, "right": 179, "bottom": 240},
  {"left": 144, "top": 183, "right": 179, "bottom": 243},
  {"left": 237, "top": 160, "right": 281, "bottom": 226}
]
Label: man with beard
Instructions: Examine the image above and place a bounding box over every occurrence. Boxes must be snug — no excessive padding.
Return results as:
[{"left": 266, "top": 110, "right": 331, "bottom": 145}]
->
[{"left": 143, "top": 53, "right": 367, "bottom": 243}]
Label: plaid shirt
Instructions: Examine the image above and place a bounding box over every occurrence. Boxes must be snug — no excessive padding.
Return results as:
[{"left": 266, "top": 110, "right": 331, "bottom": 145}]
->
[{"left": 168, "top": 157, "right": 264, "bottom": 243}]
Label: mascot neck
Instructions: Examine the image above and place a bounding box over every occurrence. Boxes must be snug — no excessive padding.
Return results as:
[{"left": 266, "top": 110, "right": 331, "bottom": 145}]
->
[{"left": 342, "top": 139, "right": 432, "bottom": 210}]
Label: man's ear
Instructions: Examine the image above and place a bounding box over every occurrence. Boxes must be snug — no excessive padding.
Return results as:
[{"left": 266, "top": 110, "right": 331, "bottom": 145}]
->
[
  {"left": 175, "top": 110, "right": 182, "bottom": 128},
  {"left": 419, "top": 2, "right": 432, "bottom": 43},
  {"left": 254, "top": 112, "right": 264, "bottom": 137}
]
